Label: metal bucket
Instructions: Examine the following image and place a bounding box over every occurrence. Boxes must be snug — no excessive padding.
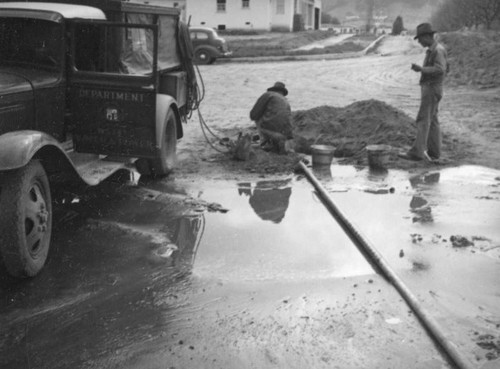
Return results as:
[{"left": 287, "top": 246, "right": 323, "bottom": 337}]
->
[
  {"left": 366, "top": 144, "right": 392, "bottom": 169},
  {"left": 311, "top": 144, "right": 335, "bottom": 166}
]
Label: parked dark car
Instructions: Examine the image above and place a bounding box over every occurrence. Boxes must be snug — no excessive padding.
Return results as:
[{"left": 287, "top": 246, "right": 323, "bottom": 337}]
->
[{"left": 189, "top": 27, "right": 232, "bottom": 64}]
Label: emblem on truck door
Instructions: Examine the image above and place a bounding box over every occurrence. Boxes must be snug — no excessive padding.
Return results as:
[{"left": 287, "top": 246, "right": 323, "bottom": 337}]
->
[{"left": 106, "top": 107, "right": 120, "bottom": 122}]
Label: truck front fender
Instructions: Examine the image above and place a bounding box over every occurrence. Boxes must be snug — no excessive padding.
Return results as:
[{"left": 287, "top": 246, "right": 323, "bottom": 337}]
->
[
  {"left": 0, "top": 130, "right": 67, "bottom": 171},
  {"left": 156, "top": 94, "right": 183, "bottom": 145}
]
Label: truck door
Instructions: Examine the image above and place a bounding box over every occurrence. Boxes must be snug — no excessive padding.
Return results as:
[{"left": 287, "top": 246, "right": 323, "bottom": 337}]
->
[{"left": 67, "top": 21, "right": 159, "bottom": 158}]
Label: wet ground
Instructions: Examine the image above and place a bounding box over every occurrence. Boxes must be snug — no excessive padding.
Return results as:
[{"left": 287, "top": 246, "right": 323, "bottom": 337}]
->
[
  {"left": 1, "top": 161, "right": 499, "bottom": 369},
  {"left": 316, "top": 163, "right": 500, "bottom": 365}
]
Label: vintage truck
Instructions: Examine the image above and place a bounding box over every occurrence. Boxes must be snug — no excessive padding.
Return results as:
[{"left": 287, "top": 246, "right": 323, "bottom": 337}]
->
[{"left": 0, "top": 0, "right": 199, "bottom": 277}]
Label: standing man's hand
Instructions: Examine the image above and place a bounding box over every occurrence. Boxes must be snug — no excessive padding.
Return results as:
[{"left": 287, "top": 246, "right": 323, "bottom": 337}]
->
[{"left": 411, "top": 63, "right": 422, "bottom": 72}]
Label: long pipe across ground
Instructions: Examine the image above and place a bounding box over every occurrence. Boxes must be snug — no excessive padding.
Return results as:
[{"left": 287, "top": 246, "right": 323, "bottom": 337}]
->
[{"left": 297, "top": 161, "right": 474, "bottom": 369}]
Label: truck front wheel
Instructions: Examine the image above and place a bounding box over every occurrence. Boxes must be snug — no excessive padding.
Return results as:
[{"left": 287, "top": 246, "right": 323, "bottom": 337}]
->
[
  {"left": 136, "top": 108, "right": 178, "bottom": 178},
  {"left": 0, "top": 160, "right": 52, "bottom": 277}
]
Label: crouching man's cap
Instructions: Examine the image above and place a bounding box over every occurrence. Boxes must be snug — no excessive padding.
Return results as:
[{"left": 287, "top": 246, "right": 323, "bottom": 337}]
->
[{"left": 267, "top": 81, "right": 288, "bottom": 96}]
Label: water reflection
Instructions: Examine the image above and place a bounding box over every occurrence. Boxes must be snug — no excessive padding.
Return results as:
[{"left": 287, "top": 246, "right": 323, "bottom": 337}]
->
[
  {"left": 367, "top": 167, "right": 389, "bottom": 178},
  {"left": 410, "top": 196, "right": 433, "bottom": 223},
  {"left": 312, "top": 166, "right": 333, "bottom": 181},
  {"left": 409, "top": 172, "right": 441, "bottom": 188},
  {"left": 194, "top": 179, "right": 374, "bottom": 281},
  {"left": 408, "top": 171, "right": 440, "bottom": 223},
  {"left": 237, "top": 180, "right": 292, "bottom": 224},
  {"left": 171, "top": 215, "right": 205, "bottom": 268}
]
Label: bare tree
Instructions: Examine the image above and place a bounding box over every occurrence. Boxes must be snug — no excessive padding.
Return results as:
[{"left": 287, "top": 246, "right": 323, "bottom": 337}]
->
[
  {"left": 432, "top": 0, "right": 500, "bottom": 31},
  {"left": 353, "top": 0, "right": 375, "bottom": 33},
  {"left": 366, "top": 0, "right": 375, "bottom": 33},
  {"left": 453, "top": 0, "right": 479, "bottom": 28},
  {"left": 431, "top": 0, "right": 463, "bottom": 31},
  {"left": 476, "top": 0, "right": 500, "bottom": 29}
]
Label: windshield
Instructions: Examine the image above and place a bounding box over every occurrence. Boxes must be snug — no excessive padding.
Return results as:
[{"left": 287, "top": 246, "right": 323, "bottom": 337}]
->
[{"left": 0, "top": 17, "right": 62, "bottom": 68}]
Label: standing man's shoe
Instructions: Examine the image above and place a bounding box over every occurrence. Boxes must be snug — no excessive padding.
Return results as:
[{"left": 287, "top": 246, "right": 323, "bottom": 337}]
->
[
  {"left": 398, "top": 152, "right": 423, "bottom": 161},
  {"left": 423, "top": 151, "right": 439, "bottom": 163}
]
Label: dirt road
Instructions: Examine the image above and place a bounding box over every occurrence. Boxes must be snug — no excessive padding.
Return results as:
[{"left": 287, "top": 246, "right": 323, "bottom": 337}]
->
[
  {"left": 176, "top": 35, "right": 500, "bottom": 178},
  {"left": 293, "top": 33, "right": 354, "bottom": 50}
]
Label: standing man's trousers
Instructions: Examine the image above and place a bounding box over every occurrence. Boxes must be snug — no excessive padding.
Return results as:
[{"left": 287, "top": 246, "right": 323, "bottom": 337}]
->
[{"left": 408, "top": 83, "right": 443, "bottom": 160}]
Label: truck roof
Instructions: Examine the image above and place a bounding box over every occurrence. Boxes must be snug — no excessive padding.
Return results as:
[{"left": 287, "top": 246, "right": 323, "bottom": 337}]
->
[{"left": 0, "top": 2, "right": 106, "bottom": 21}]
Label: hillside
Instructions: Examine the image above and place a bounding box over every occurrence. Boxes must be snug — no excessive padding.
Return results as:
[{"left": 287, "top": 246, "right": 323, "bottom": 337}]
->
[
  {"left": 366, "top": 31, "right": 500, "bottom": 88},
  {"left": 440, "top": 31, "right": 500, "bottom": 88},
  {"left": 322, "top": 0, "right": 441, "bottom": 30}
]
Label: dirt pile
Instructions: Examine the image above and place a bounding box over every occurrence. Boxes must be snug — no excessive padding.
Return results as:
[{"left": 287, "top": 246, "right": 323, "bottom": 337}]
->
[
  {"left": 292, "top": 99, "right": 416, "bottom": 165},
  {"left": 215, "top": 98, "right": 464, "bottom": 174},
  {"left": 441, "top": 31, "right": 500, "bottom": 88}
]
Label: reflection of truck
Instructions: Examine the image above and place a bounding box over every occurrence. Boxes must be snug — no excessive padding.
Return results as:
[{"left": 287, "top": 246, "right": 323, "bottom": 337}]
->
[{"left": 0, "top": 1, "right": 199, "bottom": 277}]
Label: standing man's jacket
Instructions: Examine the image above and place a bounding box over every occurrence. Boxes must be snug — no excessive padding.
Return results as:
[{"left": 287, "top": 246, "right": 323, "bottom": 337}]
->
[{"left": 420, "top": 41, "right": 448, "bottom": 86}]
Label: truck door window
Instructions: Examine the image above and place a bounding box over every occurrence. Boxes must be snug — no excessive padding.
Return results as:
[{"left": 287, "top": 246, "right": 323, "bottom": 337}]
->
[
  {"left": 73, "top": 22, "right": 155, "bottom": 76},
  {"left": 155, "top": 14, "right": 181, "bottom": 70},
  {"left": 123, "top": 13, "right": 180, "bottom": 71},
  {"left": 122, "top": 26, "right": 153, "bottom": 74}
]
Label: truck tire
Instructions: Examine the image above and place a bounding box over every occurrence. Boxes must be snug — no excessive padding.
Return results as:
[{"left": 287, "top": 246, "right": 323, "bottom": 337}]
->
[
  {"left": 136, "top": 108, "right": 177, "bottom": 177},
  {"left": 195, "top": 49, "right": 211, "bottom": 65},
  {"left": 0, "top": 160, "right": 52, "bottom": 277}
]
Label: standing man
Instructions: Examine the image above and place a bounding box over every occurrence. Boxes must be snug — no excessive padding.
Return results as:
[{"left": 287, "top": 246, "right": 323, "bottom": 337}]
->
[
  {"left": 250, "top": 81, "right": 293, "bottom": 154},
  {"left": 399, "top": 23, "right": 448, "bottom": 162}
]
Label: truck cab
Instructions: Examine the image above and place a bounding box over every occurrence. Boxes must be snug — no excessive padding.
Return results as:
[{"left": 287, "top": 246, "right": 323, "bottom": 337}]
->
[{"left": 0, "top": 1, "right": 198, "bottom": 277}]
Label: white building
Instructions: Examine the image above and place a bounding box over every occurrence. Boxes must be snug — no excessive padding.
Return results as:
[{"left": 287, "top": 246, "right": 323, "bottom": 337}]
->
[
  {"left": 130, "top": 0, "right": 187, "bottom": 21},
  {"left": 186, "top": 0, "right": 321, "bottom": 32}
]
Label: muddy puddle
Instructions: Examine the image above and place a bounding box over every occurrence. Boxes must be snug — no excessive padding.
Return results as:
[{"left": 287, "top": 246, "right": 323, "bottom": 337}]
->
[
  {"left": 309, "top": 162, "right": 500, "bottom": 364},
  {"left": 191, "top": 178, "right": 374, "bottom": 282},
  {"left": 316, "top": 163, "right": 500, "bottom": 265},
  {"left": 1, "top": 164, "right": 499, "bottom": 368}
]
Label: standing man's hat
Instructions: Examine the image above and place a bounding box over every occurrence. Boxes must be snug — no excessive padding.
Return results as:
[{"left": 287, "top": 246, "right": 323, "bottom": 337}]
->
[
  {"left": 414, "top": 23, "right": 436, "bottom": 40},
  {"left": 267, "top": 81, "right": 288, "bottom": 96}
]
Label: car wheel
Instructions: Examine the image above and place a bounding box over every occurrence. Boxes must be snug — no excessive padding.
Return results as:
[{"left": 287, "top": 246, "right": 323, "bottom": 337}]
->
[
  {"left": 0, "top": 160, "right": 52, "bottom": 277},
  {"left": 208, "top": 57, "right": 217, "bottom": 65},
  {"left": 195, "top": 49, "right": 211, "bottom": 65}
]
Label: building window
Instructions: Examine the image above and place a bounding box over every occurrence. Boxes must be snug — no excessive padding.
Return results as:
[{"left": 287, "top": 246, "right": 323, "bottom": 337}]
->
[
  {"left": 276, "top": 0, "right": 285, "bottom": 15},
  {"left": 242, "top": 0, "right": 249, "bottom": 8},
  {"left": 217, "top": 0, "right": 226, "bottom": 12}
]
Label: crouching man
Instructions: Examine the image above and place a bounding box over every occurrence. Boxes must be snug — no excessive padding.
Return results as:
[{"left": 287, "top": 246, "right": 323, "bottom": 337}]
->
[{"left": 250, "top": 81, "right": 294, "bottom": 154}]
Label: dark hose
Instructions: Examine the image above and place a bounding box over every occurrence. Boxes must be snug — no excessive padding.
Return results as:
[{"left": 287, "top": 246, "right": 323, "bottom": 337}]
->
[{"left": 298, "top": 161, "right": 474, "bottom": 369}]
